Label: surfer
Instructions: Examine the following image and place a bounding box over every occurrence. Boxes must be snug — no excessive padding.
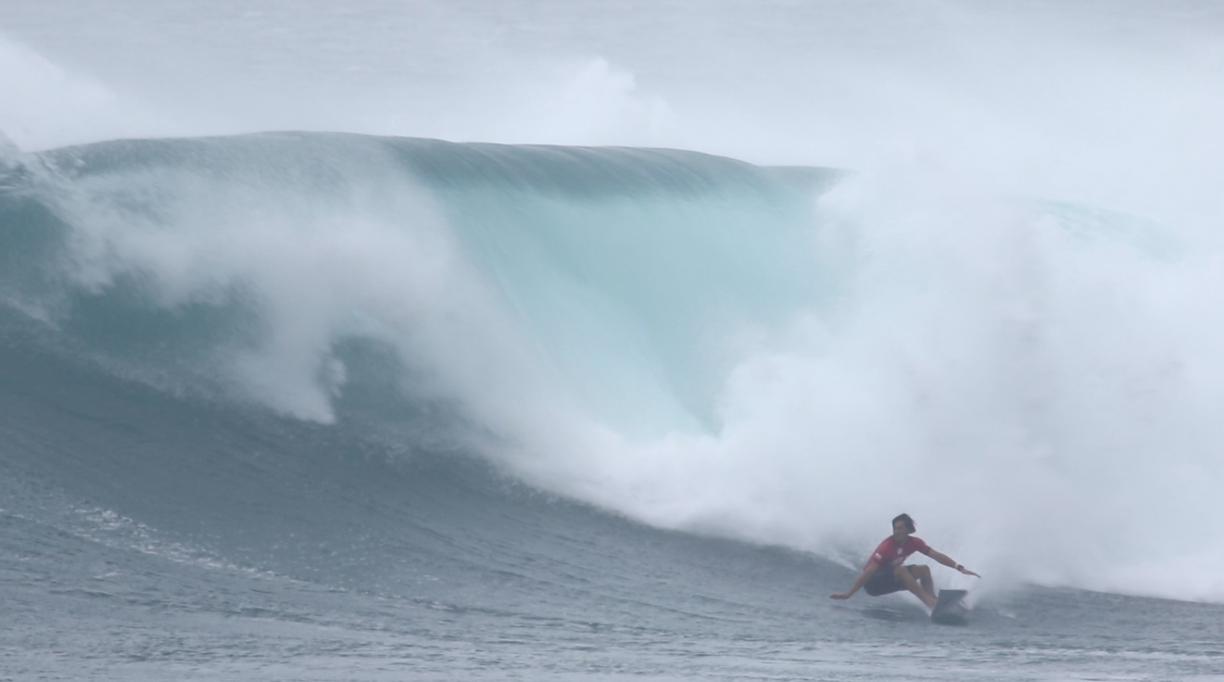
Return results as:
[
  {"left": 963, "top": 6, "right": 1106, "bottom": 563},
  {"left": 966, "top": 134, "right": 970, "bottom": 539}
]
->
[{"left": 828, "top": 513, "right": 979, "bottom": 610}]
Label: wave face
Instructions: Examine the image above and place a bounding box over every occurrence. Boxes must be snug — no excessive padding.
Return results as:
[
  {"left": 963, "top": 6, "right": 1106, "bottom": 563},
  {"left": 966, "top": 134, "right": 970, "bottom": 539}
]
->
[
  {"left": 0, "top": 131, "right": 839, "bottom": 523},
  {"left": 5, "top": 130, "right": 1224, "bottom": 608}
]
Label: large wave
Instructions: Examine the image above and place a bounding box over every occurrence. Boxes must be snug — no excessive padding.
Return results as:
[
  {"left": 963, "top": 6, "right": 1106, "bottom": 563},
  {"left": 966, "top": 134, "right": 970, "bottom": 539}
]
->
[{"left": 3, "top": 130, "right": 1223, "bottom": 603}]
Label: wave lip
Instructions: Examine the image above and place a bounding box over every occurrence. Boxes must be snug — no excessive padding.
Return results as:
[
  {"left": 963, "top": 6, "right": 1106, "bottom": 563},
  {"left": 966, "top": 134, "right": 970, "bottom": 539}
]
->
[{"left": 0, "top": 131, "right": 837, "bottom": 433}]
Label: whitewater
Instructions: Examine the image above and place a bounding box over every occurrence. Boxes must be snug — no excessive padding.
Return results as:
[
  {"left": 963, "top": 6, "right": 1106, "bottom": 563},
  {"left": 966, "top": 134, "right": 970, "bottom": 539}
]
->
[{"left": 3, "top": 1, "right": 1224, "bottom": 680}]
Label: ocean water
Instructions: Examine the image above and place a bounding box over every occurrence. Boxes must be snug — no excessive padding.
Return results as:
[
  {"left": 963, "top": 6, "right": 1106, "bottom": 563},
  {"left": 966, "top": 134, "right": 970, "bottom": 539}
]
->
[{"left": 3, "top": 2, "right": 1224, "bottom": 680}]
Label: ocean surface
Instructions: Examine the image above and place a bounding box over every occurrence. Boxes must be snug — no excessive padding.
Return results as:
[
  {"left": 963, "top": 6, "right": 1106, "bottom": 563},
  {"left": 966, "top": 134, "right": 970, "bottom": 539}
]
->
[{"left": 4, "top": 2, "right": 1224, "bottom": 680}]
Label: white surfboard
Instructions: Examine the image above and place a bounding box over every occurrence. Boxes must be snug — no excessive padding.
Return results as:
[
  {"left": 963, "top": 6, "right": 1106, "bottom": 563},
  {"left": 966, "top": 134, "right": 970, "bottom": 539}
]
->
[{"left": 930, "top": 589, "right": 969, "bottom": 625}]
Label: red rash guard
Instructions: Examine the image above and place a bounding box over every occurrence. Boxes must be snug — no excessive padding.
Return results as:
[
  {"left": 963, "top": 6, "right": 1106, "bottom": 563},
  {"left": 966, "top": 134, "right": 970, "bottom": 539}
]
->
[{"left": 868, "top": 535, "right": 930, "bottom": 570}]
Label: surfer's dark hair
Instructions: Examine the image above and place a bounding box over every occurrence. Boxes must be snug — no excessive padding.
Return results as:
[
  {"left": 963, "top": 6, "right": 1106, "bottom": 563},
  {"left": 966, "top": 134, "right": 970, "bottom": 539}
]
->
[{"left": 892, "top": 513, "right": 915, "bottom": 533}]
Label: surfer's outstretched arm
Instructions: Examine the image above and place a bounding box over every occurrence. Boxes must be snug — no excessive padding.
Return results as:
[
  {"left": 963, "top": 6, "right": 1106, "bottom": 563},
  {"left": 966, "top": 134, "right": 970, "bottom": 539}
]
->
[
  {"left": 830, "top": 559, "right": 880, "bottom": 599},
  {"left": 927, "top": 549, "right": 981, "bottom": 578}
]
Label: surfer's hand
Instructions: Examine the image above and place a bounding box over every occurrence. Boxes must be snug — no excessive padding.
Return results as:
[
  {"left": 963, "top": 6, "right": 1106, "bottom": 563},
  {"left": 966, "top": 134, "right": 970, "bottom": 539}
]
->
[
  {"left": 957, "top": 565, "right": 981, "bottom": 578},
  {"left": 829, "top": 592, "right": 850, "bottom": 600}
]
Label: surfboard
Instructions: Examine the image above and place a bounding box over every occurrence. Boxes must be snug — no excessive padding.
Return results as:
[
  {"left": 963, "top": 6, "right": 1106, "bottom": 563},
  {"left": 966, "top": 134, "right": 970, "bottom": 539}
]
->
[{"left": 930, "top": 589, "right": 969, "bottom": 625}]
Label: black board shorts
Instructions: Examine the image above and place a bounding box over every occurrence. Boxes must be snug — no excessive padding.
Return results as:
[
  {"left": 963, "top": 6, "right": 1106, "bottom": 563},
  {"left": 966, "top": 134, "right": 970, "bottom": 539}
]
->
[{"left": 864, "top": 565, "right": 908, "bottom": 596}]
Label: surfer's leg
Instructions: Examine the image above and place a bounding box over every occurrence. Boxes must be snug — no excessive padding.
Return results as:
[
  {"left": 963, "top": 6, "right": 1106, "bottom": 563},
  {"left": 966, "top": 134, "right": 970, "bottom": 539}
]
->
[
  {"left": 896, "top": 565, "right": 936, "bottom": 609},
  {"left": 913, "top": 564, "right": 935, "bottom": 599}
]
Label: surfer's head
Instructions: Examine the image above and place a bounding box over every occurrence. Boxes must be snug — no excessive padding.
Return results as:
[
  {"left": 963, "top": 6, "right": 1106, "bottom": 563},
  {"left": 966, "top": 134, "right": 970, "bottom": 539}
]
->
[{"left": 892, "top": 513, "right": 915, "bottom": 538}]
